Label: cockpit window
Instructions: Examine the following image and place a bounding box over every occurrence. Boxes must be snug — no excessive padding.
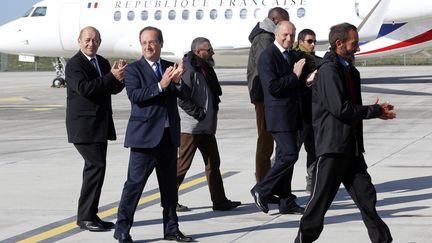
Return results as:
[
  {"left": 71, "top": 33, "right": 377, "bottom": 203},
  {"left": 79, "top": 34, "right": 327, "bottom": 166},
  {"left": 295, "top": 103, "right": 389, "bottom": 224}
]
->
[
  {"left": 23, "top": 7, "right": 34, "bottom": 17},
  {"left": 31, "top": 7, "right": 47, "bottom": 17}
]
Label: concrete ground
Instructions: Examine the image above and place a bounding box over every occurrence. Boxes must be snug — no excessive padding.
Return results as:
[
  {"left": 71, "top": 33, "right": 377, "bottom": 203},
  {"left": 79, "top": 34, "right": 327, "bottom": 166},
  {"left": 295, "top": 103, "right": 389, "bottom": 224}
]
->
[{"left": 0, "top": 66, "right": 431, "bottom": 243}]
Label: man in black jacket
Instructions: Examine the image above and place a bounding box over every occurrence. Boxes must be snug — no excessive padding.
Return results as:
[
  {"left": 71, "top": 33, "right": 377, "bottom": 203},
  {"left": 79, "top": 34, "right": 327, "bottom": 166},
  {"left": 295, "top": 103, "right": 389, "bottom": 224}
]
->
[
  {"left": 65, "top": 26, "right": 125, "bottom": 232},
  {"left": 246, "top": 7, "right": 289, "bottom": 187},
  {"left": 295, "top": 23, "right": 395, "bottom": 243}
]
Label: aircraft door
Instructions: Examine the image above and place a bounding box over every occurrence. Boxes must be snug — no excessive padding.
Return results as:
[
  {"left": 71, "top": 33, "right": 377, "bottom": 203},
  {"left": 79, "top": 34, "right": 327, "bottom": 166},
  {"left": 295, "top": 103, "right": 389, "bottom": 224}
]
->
[{"left": 59, "top": 3, "right": 81, "bottom": 51}]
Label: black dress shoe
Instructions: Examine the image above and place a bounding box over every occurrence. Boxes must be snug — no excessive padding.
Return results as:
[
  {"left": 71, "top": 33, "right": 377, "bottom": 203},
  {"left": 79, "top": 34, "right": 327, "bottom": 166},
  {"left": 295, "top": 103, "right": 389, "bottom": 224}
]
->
[
  {"left": 95, "top": 217, "right": 115, "bottom": 229},
  {"left": 114, "top": 232, "right": 134, "bottom": 243},
  {"left": 250, "top": 188, "right": 268, "bottom": 213},
  {"left": 280, "top": 203, "right": 305, "bottom": 215},
  {"left": 164, "top": 230, "right": 194, "bottom": 242},
  {"left": 212, "top": 200, "right": 241, "bottom": 211},
  {"left": 77, "top": 220, "right": 111, "bottom": 232}
]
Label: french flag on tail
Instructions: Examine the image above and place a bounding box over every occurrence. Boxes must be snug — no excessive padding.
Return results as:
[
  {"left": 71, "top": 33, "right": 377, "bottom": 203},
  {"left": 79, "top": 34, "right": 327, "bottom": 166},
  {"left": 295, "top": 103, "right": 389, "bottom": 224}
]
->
[{"left": 87, "top": 2, "right": 99, "bottom": 8}]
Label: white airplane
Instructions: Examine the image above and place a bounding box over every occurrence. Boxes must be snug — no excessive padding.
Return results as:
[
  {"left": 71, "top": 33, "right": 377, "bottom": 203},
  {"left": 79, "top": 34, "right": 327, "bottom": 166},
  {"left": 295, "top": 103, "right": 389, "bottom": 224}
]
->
[{"left": 0, "top": 0, "right": 431, "bottom": 87}]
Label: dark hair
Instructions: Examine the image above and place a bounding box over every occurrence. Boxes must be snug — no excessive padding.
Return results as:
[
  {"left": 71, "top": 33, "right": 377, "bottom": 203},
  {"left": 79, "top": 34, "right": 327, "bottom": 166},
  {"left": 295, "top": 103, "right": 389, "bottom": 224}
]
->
[
  {"left": 297, "top": 28, "right": 315, "bottom": 41},
  {"left": 191, "top": 37, "right": 210, "bottom": 51},
  {"left": 139, "top": 26, "right": 163, "bottom": 43},
  {"left": 268, "top": 7, "right": 290, "bottom": 22},
  {"left": 328, "top": 23, "right": 357, "bottom": 50}
]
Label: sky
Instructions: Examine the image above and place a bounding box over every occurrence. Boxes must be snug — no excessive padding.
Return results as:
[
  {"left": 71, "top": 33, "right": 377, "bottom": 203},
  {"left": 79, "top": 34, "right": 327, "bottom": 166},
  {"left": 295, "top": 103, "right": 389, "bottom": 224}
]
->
[{"left": 1, "top": 0, "right": 41, "bottom": 25}]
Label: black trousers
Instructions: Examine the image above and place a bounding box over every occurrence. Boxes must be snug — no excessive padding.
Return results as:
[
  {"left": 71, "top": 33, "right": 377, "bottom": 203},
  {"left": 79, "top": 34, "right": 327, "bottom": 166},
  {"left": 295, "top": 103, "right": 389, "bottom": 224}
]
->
[
  {"left": 74, "top": 142, "right": 108, "bottom": 222},
  {"left": 253, "top": 131, "right": 298, "bottom": 210},
  {"left": 116, "top": 129, "right": 179, "bottom": 236},
  {"left": 299, "top": 122, "right": 316, "bottom": 169},
  {"left": 295, "top": 154, "right": 392, "bottom": 243}
]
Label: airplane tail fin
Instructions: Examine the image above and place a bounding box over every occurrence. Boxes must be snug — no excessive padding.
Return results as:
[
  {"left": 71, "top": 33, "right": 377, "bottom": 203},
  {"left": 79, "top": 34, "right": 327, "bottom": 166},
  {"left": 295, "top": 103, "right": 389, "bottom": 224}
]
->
[{"left": 357, "top": 0, "right": 392, "bottom": 41}]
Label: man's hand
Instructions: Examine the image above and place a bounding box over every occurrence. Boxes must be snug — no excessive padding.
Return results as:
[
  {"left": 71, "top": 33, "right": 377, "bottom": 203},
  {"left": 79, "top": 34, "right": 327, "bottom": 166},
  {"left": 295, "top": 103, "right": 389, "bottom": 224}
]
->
[
  {"left": 171, "top": 60, "right": 184, "bottom": 84},
  {"left": 293, "top": 58, "right": 306, "bottom": 78},
  {"left": 306, "top": 70, "right": 317, "bottom": 85},
  {"left": 111, "top": 59, "right": 127, "bottom": 81},
  {"left": 375, "top": 98, "right": 396, "bottom": 120}
]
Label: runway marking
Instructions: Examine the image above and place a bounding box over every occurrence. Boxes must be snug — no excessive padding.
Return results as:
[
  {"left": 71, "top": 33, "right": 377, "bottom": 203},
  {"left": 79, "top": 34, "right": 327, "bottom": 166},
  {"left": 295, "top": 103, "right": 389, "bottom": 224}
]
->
[
  {"left": 0, "top": 96, "right": 30, "bottom": 102},
  {"left": 12, "top": 171, "right": 236, "bottom": 243},
  {"left": 0, "top": 104, "right": 63, "bottom": 111}
]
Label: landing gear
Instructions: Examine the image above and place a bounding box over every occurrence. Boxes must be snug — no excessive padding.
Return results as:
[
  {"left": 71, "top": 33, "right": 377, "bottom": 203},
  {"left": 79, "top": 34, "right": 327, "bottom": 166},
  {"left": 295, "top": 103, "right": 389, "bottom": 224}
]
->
[{"left": 51, "top": 57, "right": 66, "bottom": 88}]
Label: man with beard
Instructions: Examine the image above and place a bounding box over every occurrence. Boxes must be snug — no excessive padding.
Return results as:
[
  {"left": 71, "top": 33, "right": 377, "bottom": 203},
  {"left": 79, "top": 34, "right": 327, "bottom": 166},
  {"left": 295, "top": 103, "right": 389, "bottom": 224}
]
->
[
  {"left": 295, "top": 23, "right": 395, "bottom": 243},
  {"left": 176, "top": 37, "right": 241, "bottom": 212}
]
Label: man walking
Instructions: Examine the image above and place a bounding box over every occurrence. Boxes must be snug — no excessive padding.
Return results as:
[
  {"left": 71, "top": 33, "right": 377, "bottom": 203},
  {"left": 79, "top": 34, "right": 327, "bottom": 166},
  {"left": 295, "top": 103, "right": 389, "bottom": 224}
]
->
[
  {"left": 176, "top": 37, "right": 241, "bottom": 212},
  {"left": 295, "top": 23, "right": 394, "bottom": 243}
]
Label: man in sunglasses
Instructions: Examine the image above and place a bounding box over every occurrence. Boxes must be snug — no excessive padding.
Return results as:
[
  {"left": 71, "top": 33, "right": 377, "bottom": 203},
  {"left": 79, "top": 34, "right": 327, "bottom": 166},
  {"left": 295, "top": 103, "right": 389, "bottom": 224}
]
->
[
  {"left": 176, "top": 37, "right": 241, "bottom": 212},
  {"left": 293, "top": 28, "right": 321, "bottom": 194}
]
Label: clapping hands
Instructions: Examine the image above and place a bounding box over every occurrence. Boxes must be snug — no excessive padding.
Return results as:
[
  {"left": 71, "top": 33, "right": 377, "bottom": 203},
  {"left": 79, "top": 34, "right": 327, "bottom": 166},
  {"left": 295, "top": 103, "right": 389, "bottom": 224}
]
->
[{"left": 374, "top": 98, "right": 396, "bottom": 120}]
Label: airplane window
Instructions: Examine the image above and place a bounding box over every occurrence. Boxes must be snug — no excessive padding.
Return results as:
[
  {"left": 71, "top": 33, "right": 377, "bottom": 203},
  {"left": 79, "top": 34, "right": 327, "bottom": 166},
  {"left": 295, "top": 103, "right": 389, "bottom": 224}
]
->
[
  {"left": 224, "top": 9, "right": 233, "bottom": 19},
  {"left": 23, "top": 7, "right": 34, "bottom": 17},
  {"left": 31, "top": 7, "right": 47, "bottom": 17},
  {"left": 141, "top": 10, "right": 149, "bottom": 20},
  {"left": 114, "top": 11, "right": 121, "bottom": 21},
  {"left": 196, "top": 9, "right": 204, "bottom": 20},
  {"left": 297, "top": 8, "right": 305, "bottom": 18},
  {"left": 155, "top": 10, "right": 162, "bottom": 20},
  {"left": 182, "top": 10, "right": 190, "bottom": 20},
  {"left": 240, "top": 9, "right": 248, "bottom": 19},
  {"left": 254, "top": 8, "right": 262, "bottom": 19},
  {"left": 168, "top": 10, "right": 176, "bottom": 20},
  {"left": 127, "top": 11, "right": 135, "bottom": 21},
  {"left": 210, "top": 9, "right": 218, "bottom": 20}
]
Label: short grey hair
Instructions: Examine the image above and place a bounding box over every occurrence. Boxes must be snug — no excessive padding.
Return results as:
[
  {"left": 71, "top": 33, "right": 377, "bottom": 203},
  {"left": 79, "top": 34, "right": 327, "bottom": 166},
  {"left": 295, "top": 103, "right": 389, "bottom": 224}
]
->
[{"left": 191, "top": 37, "right": 210, "bottom": 51}]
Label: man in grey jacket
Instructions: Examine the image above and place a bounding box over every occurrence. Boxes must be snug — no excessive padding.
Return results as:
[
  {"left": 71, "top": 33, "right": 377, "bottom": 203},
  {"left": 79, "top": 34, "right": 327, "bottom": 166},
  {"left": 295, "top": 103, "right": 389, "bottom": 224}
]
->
[
  {"left": 176, "top": 37, "right": 241, "bottom": 212},
  {"left": 246, "top": 7, "right": 290, "bottom": 192}
]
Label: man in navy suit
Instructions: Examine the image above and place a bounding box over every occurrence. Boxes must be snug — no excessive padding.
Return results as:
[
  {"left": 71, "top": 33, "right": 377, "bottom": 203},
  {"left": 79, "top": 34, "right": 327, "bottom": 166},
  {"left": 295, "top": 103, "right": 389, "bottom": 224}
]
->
[
  {"left": 65, "top": 26, "right": 125, "bottom": 232},
  {"left": 251, "top": 21, "right": 310, "bottom": 215},
  {"left": 114, "top": 26, "right": 193, "bottom": 243}
]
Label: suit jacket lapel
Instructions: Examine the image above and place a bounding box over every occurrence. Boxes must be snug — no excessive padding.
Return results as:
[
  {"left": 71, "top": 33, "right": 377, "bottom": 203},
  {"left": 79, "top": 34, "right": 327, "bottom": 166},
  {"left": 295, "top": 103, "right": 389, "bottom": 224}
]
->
[{"left": 78, "top": 51, "right": 99, "bottom": 78}]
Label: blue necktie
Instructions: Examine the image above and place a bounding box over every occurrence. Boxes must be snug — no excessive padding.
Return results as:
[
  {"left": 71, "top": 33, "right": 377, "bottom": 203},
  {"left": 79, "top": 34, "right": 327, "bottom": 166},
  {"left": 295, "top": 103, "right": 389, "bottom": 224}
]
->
[
  {"left": 154, "top": 62, "right": 162, "bottom": 80},
  {"left": 90, "top": 58, "right": 102, "bottom": 78},
  {"left": 283, "top": 50, "right": 290, "bottom": 64}
]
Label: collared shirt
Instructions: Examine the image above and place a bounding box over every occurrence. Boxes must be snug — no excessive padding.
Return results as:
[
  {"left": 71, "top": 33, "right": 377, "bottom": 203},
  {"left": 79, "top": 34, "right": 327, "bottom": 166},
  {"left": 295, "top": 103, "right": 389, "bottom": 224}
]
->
[
  {"left": 81, "top": 51, "right": 102, "bottom": 78},
  {"left": 274, "top": 40, "right": 291, "bottom": 56},
  {"left": 145, "top": 58, "right": 170, "bottom": 127},
  {"left": 145, "top": 58, "right": 164, "bottom": 92},
  {"left": 338, "top": 56, "right": 351, "bottom": 70}
]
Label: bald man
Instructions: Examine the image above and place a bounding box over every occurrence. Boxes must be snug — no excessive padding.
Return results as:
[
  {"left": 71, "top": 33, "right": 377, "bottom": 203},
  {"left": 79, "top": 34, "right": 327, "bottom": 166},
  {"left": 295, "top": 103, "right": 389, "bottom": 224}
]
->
[
  {"left": 247, "top": 7, "right": 290, "bottom": 204},
  {"left": 66, "top": 26, "right": 126, "bottom": 232},
  {"left": 250, "top": 21, "right": 307, "bottom": 215}
]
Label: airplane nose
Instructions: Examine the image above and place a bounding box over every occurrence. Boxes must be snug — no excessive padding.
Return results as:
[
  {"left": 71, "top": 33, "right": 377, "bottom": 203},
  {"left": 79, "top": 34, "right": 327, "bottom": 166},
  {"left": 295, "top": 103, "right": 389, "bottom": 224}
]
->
[{"left": 0, "top": 21, "right": 25, "bottom": 54}]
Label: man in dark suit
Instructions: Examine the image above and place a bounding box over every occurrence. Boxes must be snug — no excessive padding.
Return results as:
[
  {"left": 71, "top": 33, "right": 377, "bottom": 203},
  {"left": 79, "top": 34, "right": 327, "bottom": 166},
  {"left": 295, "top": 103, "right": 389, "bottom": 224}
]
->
[
  {"left": 250, "top": 21, "right": 309, "bottom": 215},
  {"left": 65, "top": 26, "right": 125, "bottom": 232},
  {"left": 114, "top": 26, "right": 193, "bottom": 243}
]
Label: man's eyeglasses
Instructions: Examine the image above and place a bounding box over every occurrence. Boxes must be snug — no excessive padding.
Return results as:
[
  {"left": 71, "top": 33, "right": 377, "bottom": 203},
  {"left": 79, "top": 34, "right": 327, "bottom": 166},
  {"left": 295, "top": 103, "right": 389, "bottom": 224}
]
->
[{"left": 305, "top": 39, "right": 317, "bottom": 44}]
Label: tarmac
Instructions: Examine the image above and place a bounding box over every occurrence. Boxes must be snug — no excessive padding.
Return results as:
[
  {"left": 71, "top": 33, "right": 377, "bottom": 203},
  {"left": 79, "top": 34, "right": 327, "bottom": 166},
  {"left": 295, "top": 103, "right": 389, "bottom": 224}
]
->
[{"left": 0, "top": 66, "right": 431, "bottom": 243}]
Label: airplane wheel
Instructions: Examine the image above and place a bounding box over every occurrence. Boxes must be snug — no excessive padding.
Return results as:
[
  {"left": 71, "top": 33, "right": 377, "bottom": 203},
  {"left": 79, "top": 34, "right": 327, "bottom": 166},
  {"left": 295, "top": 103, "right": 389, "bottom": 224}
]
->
[{"left": 51, "top": 77, "right": 65, "bottom": 88}]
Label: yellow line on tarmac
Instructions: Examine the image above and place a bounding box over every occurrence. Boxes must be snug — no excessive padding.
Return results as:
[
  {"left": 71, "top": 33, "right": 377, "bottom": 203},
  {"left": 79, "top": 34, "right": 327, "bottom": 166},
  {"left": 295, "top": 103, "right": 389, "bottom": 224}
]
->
[
  {"left": 0, "top": 96, "right": 29, "bottom": 102},
  {"left": 17, "top": 174, "right": 211, "bottom": 243}
]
